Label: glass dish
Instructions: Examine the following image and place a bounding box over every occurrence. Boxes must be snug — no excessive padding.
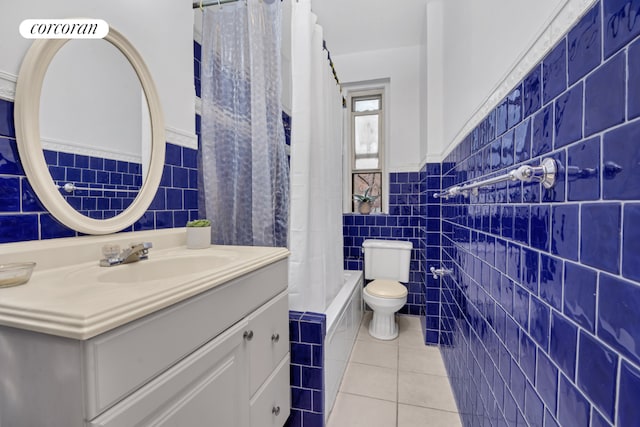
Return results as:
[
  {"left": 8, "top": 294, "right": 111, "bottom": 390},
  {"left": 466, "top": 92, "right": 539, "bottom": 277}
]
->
[{"left": 0, "top": 262, "right": 36, "bottom": 288}]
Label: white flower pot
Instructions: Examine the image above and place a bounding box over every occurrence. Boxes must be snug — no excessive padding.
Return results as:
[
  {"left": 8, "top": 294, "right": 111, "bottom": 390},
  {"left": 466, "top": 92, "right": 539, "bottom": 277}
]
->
[{"left": 186, "top": 226, "right": 211, "bottom": 249}]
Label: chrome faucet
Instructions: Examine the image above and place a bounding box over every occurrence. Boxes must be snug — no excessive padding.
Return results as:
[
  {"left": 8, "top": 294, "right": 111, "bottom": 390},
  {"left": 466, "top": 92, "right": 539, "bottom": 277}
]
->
[{"left": 100, "top": 242, "right": 153, "bottom": 267}]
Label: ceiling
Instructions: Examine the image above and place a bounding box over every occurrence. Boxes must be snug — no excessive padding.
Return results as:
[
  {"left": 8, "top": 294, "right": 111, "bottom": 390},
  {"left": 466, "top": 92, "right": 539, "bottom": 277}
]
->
[{"left": 309, "top": 0, "right": 428, "bottom": 56}]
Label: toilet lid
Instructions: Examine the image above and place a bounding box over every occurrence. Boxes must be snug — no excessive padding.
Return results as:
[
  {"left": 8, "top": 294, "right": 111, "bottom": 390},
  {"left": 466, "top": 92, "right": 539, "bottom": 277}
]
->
[{"left": 366, "top": 280, "right": 408, "bottom": 298}]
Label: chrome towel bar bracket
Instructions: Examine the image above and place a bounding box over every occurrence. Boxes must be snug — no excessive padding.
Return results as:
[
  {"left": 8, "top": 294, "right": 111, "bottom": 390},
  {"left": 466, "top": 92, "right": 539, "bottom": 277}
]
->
[{"left": 430, "top": 266, "right": 453, "bottom": 280}]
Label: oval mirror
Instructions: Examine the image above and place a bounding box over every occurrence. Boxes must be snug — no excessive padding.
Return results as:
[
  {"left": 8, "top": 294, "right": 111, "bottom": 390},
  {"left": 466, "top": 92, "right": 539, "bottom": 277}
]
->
[{"left": 14, "top": 25, "right": 165, "bottom": 235}]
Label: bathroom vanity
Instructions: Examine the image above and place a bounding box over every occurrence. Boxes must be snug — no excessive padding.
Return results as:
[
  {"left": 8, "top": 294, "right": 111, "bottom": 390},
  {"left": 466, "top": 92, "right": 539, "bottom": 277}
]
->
[
  {"left": 0, "top": 229, "right": 290, "bottom": 427},
  {"left": 4, "top": 24, "right": 293, "bottom": 425}
]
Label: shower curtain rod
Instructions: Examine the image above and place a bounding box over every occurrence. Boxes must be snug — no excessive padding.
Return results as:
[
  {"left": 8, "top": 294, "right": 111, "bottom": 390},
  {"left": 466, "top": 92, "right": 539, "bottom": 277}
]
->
[
  {"left": 193, "top": 0, "right": 239, "bottom": 8},
  {"left": 193, "top": 0, "right": 283, "bottom": 8},
  {"left": 194, "top": 0, "right": 343, "bottom": 96}
]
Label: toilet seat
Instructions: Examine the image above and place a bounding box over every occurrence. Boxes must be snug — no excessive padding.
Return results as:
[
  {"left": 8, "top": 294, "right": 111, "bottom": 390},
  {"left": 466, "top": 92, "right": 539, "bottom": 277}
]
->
[{"left": 365, "top": 279, "right": 408, "bottom": 299}]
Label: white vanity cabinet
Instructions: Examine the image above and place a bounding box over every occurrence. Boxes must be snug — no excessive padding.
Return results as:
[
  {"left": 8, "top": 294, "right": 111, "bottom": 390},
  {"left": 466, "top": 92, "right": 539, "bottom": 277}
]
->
[
  {"left": 0, "top": 258, "right": 290, "bottom": 427},
  {"left": 247, "top": 293, "right": 292, "bottom": 427},
  {"left": 89, "top": 319, "right": 251, "bottom": 427}
]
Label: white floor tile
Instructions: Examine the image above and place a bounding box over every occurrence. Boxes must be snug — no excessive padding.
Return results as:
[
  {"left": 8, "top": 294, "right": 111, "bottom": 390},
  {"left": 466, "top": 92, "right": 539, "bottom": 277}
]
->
[
  {"left": 398, "top": 327, "right": 426, "bottom": 349},
  {"left": 340, "top": 362, "right": 398, "bottom": 402},
  {"left": 331, "top": 312, "right": 462, "bottom": 426},
  {"left": 349, "top": 339, "right": 399, "bottom": 369},
  {"left": 399, "top": 346, "right": 448, "bottom": 376},
  {"left": 397, "top": 315, "right": 422, "bottom": 332},
  {"left": 398, "top": 371, "right": 458, "bottom": 412},
  {"left": 398, "top": 404, "right": 462, "bottom": 427},
  {"left": 326, "top": 392, "right": 397, "bottom": 427}
]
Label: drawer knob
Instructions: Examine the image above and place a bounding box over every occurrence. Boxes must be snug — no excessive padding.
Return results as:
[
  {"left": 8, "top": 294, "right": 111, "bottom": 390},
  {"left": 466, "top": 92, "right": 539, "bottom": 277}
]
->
[
  {"left": 271, "top": 333, "right": 280, "bottom": 343},
  {"left": 272, "top": 406, "right": 281, "bottom": 416},
  {"left": 243, "top": 330, "right": 254, "bottom": 340}
]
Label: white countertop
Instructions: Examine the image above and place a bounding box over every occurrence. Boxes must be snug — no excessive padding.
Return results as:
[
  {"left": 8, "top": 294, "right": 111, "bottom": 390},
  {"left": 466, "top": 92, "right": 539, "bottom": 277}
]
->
[{"left": 0, "top": 229, "right": 289, "bottom": 340}]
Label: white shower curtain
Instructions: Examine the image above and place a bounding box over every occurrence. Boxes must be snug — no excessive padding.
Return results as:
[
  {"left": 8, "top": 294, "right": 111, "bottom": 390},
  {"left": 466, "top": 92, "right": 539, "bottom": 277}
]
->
[
  {"left": 200, "top": 0, "right": 289, "bottom": 247},
  {"left": 288, "top": 0, "right": 344, "bottom": 313}
]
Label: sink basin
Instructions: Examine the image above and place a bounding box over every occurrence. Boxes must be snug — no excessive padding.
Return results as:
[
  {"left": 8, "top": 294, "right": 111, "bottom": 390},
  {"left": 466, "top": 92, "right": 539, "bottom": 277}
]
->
[{"left": 97, "top": 254, "right": 234, "bottom": 283}]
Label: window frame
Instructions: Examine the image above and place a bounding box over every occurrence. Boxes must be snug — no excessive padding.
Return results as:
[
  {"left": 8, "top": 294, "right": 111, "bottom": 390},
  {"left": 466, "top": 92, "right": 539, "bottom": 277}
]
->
[
  {"left": 346, "top": 88, "right": 386, "bottom": 214},
  {"left": 351, "top": 94, "right": 383, "bottom": 171}
]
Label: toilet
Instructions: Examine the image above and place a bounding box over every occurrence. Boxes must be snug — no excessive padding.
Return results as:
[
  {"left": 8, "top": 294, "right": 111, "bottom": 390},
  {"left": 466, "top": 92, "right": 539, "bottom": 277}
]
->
[{"left": 362, "top": 239, "right": 413, "bottom": 340}]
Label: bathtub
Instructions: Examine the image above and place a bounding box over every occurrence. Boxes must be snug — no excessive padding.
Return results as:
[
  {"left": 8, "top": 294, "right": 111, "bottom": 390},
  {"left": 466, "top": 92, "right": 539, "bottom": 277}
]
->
[{"left": 323, "top": 270, "right": 363, "bottom": 421}]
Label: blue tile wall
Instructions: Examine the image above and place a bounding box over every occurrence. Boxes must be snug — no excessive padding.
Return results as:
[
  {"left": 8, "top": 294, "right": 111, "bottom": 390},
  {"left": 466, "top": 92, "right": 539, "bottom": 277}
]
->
[
  {"left": 282, "top": 111, "right": 291, "bottom": 147},
  {"left": 629, "top": 38, "right": 640, "bottom": 119},
  {"left": 622, "top": 204, "right": 640, "bottom": 281},
  {"left": 577, "top": 331, "right": 618, "bottom": 421},
  {"left": 567, "top": 136, "right": 600, "bottom": 201},
  {"left": 554, "top": 81, "right": 583, "bottom": 148},
  {"left": 194, "top": 41, "right": 201, "bottom": 98},
  {"left": 618, "top": 361, "right": 640, "bottom": 426},
  {"left": 423, "top": 164, "right": 442, "bottom": 344},
  {"left": 580, "top": 203, "right": 621, "bottom": 273},
  {"left": 437, "top": 2, "right": 640, "bottom": 426},
  {"left": 532, "top": 104, "right": 554, "bottom": 157},
  {"left": 584, "top": 51, "right": 625, "bottom": 135},
  {"left": 286, "top": 311, "right": 326, "bottom": 427},
  {"left": 523, "top": 66, "right": 542, "bottom": 117},
  {"left": 342, "top": 165, "right": 441, "bottom": 343},
  {"left": 603, "top": 0, "right": 640, "bottom": 58},
  {"left": 0, "top": 97, "right": 198, "bottom": 242},
  {"left": 543, "top": 39, "right": 567, "bottom": 103},
  {"left": 342, "top": 170, "right": 427, "bottom": 317},
  {"left": 602, "top": 119, "right": 640, "bottom": 199},
  {"left": 568, "top": 3, "right": 601, "bottom": 84},
  {"left": 43, "top": 149, "right": 142, "bottom": 220}
]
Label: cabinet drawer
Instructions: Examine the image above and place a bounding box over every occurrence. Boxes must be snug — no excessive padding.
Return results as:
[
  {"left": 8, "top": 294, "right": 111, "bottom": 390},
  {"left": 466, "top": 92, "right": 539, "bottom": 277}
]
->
[
  {"left": 246, "top": 291, "right": 290, "bottom": 395},
  {"left": 250, "top": 355, "right": 291, "bottom": 427},
  {"left": 84, "top": 260, "right": 287, "bottom": 418},
  {"left": 89, "top": 320, "right": 250, "bottom": 427}
]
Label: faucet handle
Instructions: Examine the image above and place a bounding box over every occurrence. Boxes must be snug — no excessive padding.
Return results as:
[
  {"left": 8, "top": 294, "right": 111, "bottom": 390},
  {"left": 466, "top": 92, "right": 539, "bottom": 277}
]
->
[
  {"left": 100, "top": 244, "right": 122, "bottom": 267},
  {"left": 102, "top": 244, "right": 121, "bottom": 259}
]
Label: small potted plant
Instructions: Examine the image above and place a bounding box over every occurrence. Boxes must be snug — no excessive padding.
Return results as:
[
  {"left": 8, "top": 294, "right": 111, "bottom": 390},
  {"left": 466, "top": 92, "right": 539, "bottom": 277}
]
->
[
  {"left": 186, "top": 219, "right": 211, "bottom": 249},
  {"left": 353, "top": 188, "right": 378, "bottom": 215}
]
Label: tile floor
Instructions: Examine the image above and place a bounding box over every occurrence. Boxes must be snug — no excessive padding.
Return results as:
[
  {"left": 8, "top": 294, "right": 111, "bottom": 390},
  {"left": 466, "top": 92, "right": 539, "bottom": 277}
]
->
[{"left": 326, "top": 313, "right": 462, "bottom": 427}]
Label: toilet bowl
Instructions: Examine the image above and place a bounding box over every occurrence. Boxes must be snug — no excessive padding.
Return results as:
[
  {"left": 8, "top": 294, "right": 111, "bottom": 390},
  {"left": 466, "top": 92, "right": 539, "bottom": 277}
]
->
[{"left": 363, "top": 279, "right": 408, "bottom": 340}]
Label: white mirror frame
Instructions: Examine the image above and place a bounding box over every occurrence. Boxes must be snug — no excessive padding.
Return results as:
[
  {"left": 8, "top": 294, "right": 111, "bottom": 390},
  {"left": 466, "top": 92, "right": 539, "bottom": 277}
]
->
[{"left": 14, "top": 26, "right": 166, "bottom": 235}]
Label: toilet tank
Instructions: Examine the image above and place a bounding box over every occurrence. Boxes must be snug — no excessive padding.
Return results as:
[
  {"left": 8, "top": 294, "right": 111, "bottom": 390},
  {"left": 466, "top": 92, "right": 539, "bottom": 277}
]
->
[{"left": 362, "top": 239, "right": 413, "bottom": 282}]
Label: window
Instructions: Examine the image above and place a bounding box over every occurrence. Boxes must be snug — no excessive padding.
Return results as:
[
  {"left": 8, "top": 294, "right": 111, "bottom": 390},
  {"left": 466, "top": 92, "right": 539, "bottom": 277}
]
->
[{"left": 350, "top": 92, "right": 383, "bottom": 213}]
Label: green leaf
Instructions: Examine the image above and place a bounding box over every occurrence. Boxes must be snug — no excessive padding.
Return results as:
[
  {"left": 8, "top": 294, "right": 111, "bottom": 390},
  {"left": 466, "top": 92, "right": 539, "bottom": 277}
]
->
[{"left": 186, "top": 219, "right": 211, "bottom": 227}]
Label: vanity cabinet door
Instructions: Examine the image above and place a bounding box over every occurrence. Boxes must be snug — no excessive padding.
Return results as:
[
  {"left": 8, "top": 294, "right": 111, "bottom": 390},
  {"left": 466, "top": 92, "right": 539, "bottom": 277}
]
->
[
  {"left": 84, "top": 260, "right": 288, "bottom": 418},
  {"left": 250, "top": 355, "right": 291, "bottom": 427},
  {"left": 246, "top": 291, "right": 290, "bottom": 395},
  {"left": 89, "top": 320, "right": 250, "bottom": 427}
]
